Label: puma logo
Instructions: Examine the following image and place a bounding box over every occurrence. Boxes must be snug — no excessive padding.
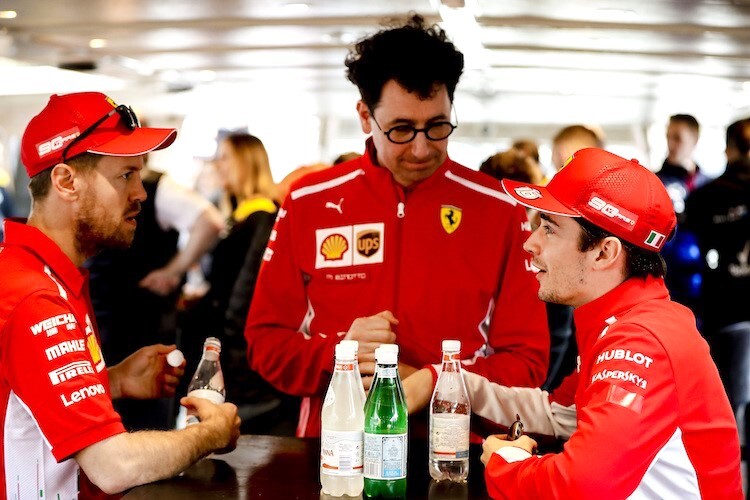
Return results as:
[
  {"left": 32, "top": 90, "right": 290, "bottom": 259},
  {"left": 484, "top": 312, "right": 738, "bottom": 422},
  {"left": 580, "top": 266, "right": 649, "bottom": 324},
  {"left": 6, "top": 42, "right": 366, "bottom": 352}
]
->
[{"left": 325, "top": 198, "right": 344, "bottom": 214}]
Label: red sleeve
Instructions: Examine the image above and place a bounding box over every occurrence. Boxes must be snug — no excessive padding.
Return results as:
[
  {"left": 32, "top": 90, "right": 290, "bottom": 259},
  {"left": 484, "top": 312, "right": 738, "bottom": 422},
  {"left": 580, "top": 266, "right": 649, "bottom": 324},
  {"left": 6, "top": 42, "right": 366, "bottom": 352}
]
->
[
  {"left": 4, "top": 293, "right": 124, "bottom": 461},
  {"left": 244, "top": 198, "right": 338, "bottom": 397},
  {"left": 465, "top": 206, "right": 549, "bottom": 387},
  {"left": 484, "top": 325, "right": 677, "bottom": 499}
]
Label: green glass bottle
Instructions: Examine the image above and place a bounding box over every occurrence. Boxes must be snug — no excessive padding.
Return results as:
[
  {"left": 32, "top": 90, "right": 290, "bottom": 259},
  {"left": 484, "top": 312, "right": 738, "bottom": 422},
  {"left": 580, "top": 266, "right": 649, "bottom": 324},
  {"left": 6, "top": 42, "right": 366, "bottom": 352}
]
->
[{"left": 363, "top": 345, "right": 408, "bottom": 498}]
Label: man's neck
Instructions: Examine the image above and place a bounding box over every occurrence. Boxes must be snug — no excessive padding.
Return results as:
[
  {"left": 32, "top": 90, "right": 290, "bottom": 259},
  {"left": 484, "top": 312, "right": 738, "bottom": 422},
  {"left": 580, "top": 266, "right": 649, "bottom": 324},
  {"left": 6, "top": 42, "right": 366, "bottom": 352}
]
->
[{"left": 27, "top": 209, "right": 86, "bottom": 267}]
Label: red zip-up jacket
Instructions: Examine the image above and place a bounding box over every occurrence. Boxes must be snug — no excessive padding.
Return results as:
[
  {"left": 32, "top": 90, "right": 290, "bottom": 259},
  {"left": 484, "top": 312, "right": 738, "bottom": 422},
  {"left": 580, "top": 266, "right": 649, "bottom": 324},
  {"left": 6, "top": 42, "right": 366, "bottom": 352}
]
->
[
  {"left": 245, "top": 139, "right": 549, "bottom": 437},
  {"left": 484, "top": 276, "right": 742, "bottom": 499}
]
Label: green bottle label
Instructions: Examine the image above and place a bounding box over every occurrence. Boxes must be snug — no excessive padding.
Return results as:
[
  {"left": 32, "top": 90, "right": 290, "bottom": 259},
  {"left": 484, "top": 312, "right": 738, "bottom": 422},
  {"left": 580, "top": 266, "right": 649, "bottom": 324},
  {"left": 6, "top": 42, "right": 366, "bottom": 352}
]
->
[{"left": 363, "top": 432, "right": 407, "bottom": 479}]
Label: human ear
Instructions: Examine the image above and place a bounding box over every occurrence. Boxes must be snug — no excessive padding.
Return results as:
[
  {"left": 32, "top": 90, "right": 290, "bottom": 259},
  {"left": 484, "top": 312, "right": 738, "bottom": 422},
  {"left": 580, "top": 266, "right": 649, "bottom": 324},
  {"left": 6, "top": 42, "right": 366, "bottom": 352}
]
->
[
  {"left": 594, "top": 236, "right": 624, "bottom": 271},
  {"left": 356, "top": 100, "right": 373, "bottom": 135},
  {"left": 49, "top": 163, "right": 79, "bottom": 201}
]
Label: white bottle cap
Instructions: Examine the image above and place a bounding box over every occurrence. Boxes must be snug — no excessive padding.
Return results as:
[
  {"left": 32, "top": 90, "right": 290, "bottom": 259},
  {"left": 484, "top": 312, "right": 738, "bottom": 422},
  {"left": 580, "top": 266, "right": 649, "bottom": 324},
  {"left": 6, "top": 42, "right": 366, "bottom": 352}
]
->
[
  {"left": 335, "top": 342, "right": 356, "bottom": 361},
  {"left": 375, "top": 346, "right": 398, "bottom": 365},
  {"left": 204, "top": 337, "right": 221, "bottom": 352},
  {"left": 442, "top": 340, "right": 461, "bottom": 352},
  {"left": 166, "top": 349, "right": 185, "bottom": 368},
  {"left": 380, "top": 343, "right": 399, "bottom": 355},
  {"left": 339, "top": 339, "right": 359, "bottom": 353}
]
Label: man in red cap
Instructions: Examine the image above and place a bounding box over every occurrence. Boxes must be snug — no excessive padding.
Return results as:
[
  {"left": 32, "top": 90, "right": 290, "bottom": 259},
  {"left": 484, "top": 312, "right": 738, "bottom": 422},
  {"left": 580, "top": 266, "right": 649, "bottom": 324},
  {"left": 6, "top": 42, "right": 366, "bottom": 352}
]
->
[
  {"left": 0, "top": 92, "right": 240, "bottom": 498},
  {"left": 404, "top": 147, "right": 742, "bottom": 498}
]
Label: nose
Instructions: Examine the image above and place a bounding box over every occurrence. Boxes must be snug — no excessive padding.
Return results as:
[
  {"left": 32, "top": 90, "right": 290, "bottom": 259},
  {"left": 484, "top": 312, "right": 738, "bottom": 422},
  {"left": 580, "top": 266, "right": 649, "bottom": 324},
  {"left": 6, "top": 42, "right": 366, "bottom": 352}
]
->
[
  {"left": 410, "top": 131, "right": 432, "bottom": 158},
  {"left": 523, "top": 226, "right": 542, "bottom": 256},
  {"left": 132, "top": 172, "right": 147, "bottom": 203}
]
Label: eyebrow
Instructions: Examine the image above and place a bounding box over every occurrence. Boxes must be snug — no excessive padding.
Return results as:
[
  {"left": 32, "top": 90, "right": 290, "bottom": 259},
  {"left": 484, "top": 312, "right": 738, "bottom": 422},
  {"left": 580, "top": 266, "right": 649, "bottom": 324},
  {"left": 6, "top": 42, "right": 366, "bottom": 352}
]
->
[
  {"left": 540, "top": 213, "right": 559, "bottom": 226},
  {"left": 388, "top": 112, "right": 450, "bottom": 125}
]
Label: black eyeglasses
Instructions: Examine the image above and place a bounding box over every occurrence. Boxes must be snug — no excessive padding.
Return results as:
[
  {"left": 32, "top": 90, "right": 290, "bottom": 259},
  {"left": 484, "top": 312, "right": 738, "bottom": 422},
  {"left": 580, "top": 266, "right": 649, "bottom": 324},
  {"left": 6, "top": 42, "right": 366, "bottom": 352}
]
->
[
  {"left": 370, "top": 110, "right": 457, "bottom": 145},
  {"left": 62, "top": 105, "right": 140, "bottom": 162}
]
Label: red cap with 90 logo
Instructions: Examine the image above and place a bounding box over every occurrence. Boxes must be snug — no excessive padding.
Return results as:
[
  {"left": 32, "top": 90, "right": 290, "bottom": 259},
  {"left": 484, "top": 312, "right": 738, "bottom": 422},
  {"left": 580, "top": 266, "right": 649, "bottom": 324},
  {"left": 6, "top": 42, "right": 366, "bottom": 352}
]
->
[
  {"left": 501, "top": 148, "right": 676, "bottom": 251},
  {"left": 21, "top": 92, "right": 177, "bottom": 178}
]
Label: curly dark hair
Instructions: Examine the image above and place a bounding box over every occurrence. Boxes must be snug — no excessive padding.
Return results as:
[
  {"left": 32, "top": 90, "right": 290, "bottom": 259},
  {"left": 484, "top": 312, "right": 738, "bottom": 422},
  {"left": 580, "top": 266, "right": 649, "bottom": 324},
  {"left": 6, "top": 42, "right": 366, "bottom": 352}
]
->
[{"left": 345, "top": 13, "right": 464, "bottom": 110}]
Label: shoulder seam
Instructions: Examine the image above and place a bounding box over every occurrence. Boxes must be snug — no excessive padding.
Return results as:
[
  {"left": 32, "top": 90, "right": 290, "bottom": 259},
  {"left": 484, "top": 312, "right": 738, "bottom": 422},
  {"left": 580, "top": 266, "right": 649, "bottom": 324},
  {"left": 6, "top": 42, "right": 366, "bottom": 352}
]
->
[
  {"left": 290, "top": 169, "right": 365, "bottom": 200},
  {"left": 444, "top": 170, "right": 517, "bottom": 206}
]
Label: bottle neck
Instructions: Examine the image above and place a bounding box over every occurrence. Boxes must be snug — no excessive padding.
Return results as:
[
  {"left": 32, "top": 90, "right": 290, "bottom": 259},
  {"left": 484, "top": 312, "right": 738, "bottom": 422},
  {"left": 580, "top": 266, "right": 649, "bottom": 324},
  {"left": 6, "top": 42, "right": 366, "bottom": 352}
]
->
[
  {"left": 334, "top": 358, "right": 356, "bottom": 372},
  {"left": 440, "top": 351, "right": 461, "bottom": 372},
  {"left": 201, "top": 351, "right": 220, "bottom": 362}
]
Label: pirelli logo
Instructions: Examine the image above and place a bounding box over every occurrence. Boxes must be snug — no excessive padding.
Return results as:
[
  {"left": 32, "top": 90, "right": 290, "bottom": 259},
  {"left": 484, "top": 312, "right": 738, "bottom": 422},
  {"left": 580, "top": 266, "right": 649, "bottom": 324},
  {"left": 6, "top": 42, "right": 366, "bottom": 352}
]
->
[{"left": 48, "top": 360, "right": 94, "bottom": 386}]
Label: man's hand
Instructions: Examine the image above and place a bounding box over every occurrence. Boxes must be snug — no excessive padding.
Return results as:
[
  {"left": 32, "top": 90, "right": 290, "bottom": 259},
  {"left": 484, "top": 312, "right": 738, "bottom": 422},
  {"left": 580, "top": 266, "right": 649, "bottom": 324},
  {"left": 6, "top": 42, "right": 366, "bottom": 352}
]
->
[
  {"left": 182, "top": 397, "right": 241, "bottom": 454},
  {"left": 139, "top": 267, "right": 182, "bottom": 296},
  {"left": 109, "top": 344, "right": 185, "bottom": 400},
  {"left": 480, "top": 434, "right": 538, "bottom": 466},
  {"left": 401, "top": 368, "right": 434, "bottom": 414},
  {"left": 345, "top": 310, "right": 398, "bottom": 385}
]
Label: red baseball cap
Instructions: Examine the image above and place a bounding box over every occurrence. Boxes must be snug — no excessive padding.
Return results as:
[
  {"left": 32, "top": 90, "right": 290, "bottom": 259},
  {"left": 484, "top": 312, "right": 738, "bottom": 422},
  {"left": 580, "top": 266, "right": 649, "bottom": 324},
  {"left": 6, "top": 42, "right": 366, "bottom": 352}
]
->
[
  {"left": 21, "top": 92, "right": 177, "bottom": 177},
  {"left": 502, "top": 148, "right": 676, "bottom": 251}
]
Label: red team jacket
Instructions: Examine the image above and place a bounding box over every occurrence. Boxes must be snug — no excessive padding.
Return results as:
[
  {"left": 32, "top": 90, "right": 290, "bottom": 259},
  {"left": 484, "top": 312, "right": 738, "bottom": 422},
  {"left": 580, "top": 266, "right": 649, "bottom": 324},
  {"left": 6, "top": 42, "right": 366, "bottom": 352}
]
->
[
  {"left": 245, "top": 139, "right": 549, "bottom": 437},
  {"left": 0, "top": 221, "right": 125, "bottom": 499},
  {"left": 484, "top": 277, "right": 742, "bottom": 499}
]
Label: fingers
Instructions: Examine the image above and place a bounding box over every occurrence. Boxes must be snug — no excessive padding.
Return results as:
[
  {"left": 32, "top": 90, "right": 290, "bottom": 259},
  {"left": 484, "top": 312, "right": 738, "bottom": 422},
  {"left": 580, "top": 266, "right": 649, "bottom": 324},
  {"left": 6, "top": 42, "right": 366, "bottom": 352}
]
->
[
  {"left": 375, "top": 310, "right": 399, "bottom": 325},
  {"left": 358, "top": 361, "right": 376, "bottom": 377},
  {"left": 361, "top": 376, "right": 373, "bottom": 391}
]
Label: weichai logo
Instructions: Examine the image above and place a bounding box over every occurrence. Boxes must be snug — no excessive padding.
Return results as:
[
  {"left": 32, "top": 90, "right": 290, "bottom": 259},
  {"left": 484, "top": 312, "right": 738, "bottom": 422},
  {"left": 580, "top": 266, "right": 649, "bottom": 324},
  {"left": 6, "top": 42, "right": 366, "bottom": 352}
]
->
[
  {"left": 30, "top": 313, "right": 77, "bottom": 337},
  {"left": 356, "top": 230, "right": 380, "bottom": 257}
]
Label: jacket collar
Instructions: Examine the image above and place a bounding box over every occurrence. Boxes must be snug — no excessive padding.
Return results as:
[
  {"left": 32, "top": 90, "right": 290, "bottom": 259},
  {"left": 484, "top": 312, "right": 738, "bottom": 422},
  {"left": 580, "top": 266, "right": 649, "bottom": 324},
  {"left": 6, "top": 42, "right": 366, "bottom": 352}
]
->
[
  {"left": 2, "top": 218, "right": 87, "bottom": 298},
  {"left": 362, "top": 137, "right": 453, "bottom": 193},
  {"left": 573, "top": 276, "right": 669, "bottom": 354}
]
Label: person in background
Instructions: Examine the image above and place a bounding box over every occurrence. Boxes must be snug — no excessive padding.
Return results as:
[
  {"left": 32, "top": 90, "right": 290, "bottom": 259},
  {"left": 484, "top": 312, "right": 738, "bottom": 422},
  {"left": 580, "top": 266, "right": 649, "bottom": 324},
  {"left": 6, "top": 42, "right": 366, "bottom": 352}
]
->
[
  {"left": 404, "top": 148, "right": 741, "bottom": 499},
  {"left": 550, "top": 124, "right": 604, "bottom": 172},
  {"left": 686, "top": 117, "right": 750, "bottom": 471},
  {"left": 479, "top": 146, "right": 544, "bottom": 186},
  {"left": 245, "top": 14, "right": 548, "bottom": 438},
  {"left": 0, "top": 185, "right": 16, "bottom": 242},
  {"left": 656, "top": 114, "right": 709, "bottom": 321},
  {"left": 0, "top": 92, "right": 239, "bottom": 498},
  {"left": 86, "top": 129, "right": 224, "bottom": 431},
  {"left": 182, "top": 132, "right": 285, "bottom": 432}
]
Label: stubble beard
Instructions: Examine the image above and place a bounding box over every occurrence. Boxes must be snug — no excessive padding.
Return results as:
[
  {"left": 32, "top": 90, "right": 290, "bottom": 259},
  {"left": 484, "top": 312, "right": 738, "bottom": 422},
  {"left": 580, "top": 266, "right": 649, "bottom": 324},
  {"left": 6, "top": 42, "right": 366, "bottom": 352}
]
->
[{"left": 74, "top": 196, "right": 136, "bottom": 258}]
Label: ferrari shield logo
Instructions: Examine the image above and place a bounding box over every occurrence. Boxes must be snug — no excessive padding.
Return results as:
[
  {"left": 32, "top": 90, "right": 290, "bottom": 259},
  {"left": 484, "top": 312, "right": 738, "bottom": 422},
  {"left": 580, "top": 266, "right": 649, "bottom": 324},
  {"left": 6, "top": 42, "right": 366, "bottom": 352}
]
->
[{"left": 440, "top": 205, "right": 462, "bottom": 234}]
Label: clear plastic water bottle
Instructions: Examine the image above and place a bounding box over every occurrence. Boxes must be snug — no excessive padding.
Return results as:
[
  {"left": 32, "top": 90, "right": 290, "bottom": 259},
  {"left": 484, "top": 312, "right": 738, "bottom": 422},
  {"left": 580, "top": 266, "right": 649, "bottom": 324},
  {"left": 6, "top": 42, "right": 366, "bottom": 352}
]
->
[
  {"left": 320, "top": 342, "right": 365, "bottom": 497},
  {"left": 364, "top": 346, "right": 408, "bottom": 498},
  {"left": 429, "top": 340, "right": 470, "bottom": 482},
  {"left": 339, "top": 339, "right": 366, "bottom": 404},
  {"left": 185, "top": 337, "right": 225, "bottom": 425}
]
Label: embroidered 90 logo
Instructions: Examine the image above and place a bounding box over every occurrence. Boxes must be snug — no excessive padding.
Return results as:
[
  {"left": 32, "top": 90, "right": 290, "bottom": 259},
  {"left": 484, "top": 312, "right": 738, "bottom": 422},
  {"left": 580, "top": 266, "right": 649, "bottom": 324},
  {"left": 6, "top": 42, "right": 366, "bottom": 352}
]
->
[{"left": 587, "top": 196, "right": 637, "bottom": 227}]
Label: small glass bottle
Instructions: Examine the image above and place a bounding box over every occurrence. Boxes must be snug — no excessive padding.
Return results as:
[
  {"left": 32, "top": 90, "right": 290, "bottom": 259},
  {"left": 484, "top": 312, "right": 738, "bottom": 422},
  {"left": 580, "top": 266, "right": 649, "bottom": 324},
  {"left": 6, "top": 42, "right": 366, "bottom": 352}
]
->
[
  {"left": 320, "top": 342, "right": 364, "bottom": 497},
  {"left": 364, "top": 346, "right": 408, "bottom": 498},
  {"left": 185, "top": 337, "right": 225, "bottom": 425},
  {"left": 429, "top": 340, "right": 471, "bottom": 482}
]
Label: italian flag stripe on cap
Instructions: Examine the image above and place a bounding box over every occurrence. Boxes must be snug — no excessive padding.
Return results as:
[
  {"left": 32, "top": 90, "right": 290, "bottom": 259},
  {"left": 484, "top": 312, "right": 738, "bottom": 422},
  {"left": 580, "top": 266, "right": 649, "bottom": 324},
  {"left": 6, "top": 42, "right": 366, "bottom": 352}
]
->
[{"left": 645, "top": 230, "right": 666, "bottom": 248}]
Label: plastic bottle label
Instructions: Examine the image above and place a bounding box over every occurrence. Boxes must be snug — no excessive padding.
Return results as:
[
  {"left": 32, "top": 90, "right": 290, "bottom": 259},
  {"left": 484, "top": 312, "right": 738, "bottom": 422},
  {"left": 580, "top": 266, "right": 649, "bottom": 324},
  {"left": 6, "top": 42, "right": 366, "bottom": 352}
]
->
[
  {"left": 321, "top": 430, "right": 363, "bottom": 477},
  {"left": 378, "top": 367, "right": 397, "bottom": 379},
  {"left": 430, "top": 413, "right": 470, "bottom": 460},
  {"left": 364, "top": 433, "right": 407, "bottom": 479}
]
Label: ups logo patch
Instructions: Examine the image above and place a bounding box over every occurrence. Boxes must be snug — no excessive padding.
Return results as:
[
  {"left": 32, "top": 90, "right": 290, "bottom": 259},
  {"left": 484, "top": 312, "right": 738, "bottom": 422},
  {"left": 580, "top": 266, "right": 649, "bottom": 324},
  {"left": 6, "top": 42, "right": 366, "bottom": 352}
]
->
[{"left": 357, "top": 230, "right": 380, "bottom": 257}]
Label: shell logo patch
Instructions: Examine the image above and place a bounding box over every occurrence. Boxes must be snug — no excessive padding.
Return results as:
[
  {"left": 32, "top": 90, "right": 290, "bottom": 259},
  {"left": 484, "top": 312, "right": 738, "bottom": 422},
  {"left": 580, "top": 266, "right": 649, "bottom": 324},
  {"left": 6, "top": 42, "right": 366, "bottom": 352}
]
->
[
  {"left": 440, "top": 205, "right": 462, "bottom": 234},
  {"left": 320, "top": 233, "right": 348, "bottom": 261}
]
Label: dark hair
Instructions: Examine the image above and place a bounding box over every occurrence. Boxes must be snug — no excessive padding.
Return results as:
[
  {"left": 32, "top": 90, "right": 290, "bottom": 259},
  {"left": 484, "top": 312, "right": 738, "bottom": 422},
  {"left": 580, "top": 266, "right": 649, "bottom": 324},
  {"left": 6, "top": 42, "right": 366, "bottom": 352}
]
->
[
  {"left": 345, "top": 13, "right": 464, "bottom": 110},
  {"left": 669, "top": 114, "right": 700, "bottom": 135},
  {"left": 576, "top": 217, "right": 667, "bottom": 279},
  {"left": 726, "top": 117, "right": 750, "bottom": 156},
  {"left": 28, "top": 153, "right": 100, "bottom": 200}
]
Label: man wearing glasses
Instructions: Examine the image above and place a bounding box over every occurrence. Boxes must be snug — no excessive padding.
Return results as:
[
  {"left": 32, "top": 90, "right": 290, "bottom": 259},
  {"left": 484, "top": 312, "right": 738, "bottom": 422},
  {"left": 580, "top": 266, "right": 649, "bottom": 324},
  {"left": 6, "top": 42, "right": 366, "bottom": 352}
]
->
[
  {"left": 0, "top": 92, "right": 240, "bottom": 498},
  {"left": 245, "top": 14, "right": 548, "bottom": 437}
]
